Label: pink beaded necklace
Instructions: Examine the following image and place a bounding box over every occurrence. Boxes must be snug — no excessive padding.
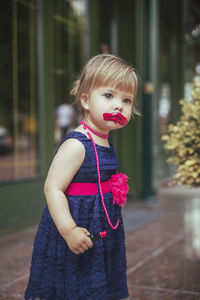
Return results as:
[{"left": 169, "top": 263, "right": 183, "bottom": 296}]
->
[
  {"left": 80, "top": 120, "right": 109, "bottom": 138},
  {"left": 80, "top": 120, "right": 119, "bottom": 230}
]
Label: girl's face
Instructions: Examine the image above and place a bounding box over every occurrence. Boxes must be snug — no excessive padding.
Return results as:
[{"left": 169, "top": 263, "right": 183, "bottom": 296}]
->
[{"left": 81, "top": 86, "right": 134, "bottom": 132}]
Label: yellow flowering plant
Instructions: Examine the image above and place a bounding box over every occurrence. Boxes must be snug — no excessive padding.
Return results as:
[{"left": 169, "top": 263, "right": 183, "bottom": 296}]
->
[{"left": 162, "top": 78, "right": 200, "bottom": 187}]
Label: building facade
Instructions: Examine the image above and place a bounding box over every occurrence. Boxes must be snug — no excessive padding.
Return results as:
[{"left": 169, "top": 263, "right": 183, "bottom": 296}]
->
[{"left": 0, "top": 0, "right": 200, "bottom": 233}]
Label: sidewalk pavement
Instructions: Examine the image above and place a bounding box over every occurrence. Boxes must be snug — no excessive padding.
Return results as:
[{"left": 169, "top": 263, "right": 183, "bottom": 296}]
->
[{"left": 1, "top": 185, "right": 200, "bottom": 300}]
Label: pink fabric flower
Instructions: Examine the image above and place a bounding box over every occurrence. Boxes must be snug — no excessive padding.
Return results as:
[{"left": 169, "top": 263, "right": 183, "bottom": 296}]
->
[{"left": 111, "top": 173, "right": 129, "bottom": 207}]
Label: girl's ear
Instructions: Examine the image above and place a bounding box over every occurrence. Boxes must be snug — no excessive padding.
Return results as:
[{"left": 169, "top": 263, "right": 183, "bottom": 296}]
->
[{"left": 80, "top": 93, "right": 89, "bottom": 111}]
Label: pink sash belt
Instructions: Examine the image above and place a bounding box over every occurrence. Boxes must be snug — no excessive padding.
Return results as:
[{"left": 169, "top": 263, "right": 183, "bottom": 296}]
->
[{"left": 65, "top": 179, "right": 111, "bottom": 196}]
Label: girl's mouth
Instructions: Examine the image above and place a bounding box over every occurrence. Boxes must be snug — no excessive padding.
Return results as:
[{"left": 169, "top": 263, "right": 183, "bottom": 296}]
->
[{"left": 103, "top": 113, "right": 128, "bottom": 125}]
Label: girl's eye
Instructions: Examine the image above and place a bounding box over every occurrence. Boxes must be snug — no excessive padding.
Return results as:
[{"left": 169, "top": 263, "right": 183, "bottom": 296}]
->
[
  {"left": 124, "top": 98, "right": 132, "bottom": 104},
  {"left": 104, "top": 93, "right": 113, "bottom": 99}
]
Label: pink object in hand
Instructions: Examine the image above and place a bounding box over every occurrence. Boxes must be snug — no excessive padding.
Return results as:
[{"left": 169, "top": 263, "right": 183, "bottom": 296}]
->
[
  {"left": 88, "top": 231, "right": 107, "bottom": 242},
  {"left": 100, "top": 231, "right": 107, "bottom": 238}
]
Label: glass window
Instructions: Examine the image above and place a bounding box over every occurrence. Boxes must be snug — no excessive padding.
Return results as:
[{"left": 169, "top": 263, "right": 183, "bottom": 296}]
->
[
  {"left": 154, "top": 0, "right": 200, "bottom": 187},
  {"left": 54, "top": 0, "right": 87, "bottom": 145},
  {"left": 184, "top": 0, "right": 200, "bottom": 90},
  {"left": 153, "top": 0, "right": 176, "bottom": 187},
  {"left": 0, "top": 0, "right": 41, "bottom": 182}
]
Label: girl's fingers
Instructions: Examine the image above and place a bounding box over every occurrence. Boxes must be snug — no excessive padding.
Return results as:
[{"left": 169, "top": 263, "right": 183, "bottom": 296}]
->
[
  {"left": 81, "top": 230, "right": 93, "bottom": 248},
  {"left": 85, "top": 237, "right": 93, "bottom": 248},
  {"left": 79, "top": 248, "right": 85, "bottom": 254},
  {"left": 81, "top": 243, "right": 89, "bottom": 251},
  {"left": 73, "top": 247, "right": 84, "bottom": 255},
  {"left": 78, "top": 241, "right": 93, "bottom": 254},
  {"left": 82, "top": 228, "right": 90, "bottom": 235}
]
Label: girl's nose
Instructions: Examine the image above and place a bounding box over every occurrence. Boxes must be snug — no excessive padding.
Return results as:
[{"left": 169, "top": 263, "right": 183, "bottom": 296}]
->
[{"left": 113, "top": 98, "right": 122, "bottom": 111}]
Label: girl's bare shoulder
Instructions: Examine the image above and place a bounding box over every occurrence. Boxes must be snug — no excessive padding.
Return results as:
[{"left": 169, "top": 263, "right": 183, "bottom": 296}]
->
[
  {"left": 55, "top": 127, "right": 87, "bottom": 166},
  {"left": 57, "top": 137, "right": 85, "bottom": 160},
  {"left": 46, "top": 137, "right": 85, "bottom": 188}
]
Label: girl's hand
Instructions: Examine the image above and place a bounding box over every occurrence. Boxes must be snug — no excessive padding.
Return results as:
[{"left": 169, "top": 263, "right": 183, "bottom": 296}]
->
[{"left": 64, "top": 227, "right": 93, "bottom": 255}]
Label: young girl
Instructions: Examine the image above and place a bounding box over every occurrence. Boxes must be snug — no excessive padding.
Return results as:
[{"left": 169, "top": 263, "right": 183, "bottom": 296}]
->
[{"left": 25, "top": 54, "right": 138, "bottom": 300}]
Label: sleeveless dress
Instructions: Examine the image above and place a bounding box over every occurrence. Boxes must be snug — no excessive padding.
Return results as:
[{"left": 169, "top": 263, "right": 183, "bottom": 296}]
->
[{"left": 25, "top": 131, "right": 129, "bottom": 300}]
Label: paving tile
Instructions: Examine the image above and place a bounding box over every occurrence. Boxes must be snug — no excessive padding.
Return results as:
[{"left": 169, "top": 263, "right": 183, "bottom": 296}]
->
[
  {"left": 127, "top": 238, "right": 200, "bottom": 294},
  {"left": 126, "top": 192, "right": 200, "bottom": 300},
  {"left": 0, "top": 227, "right": 36, "bottom": 288},
  {"left": 126, "top": 213, "right": 184, "bottom": 271},
  {"left": 128, "top": 284, "right": 200, "bottom": 300},
  {"left": 0, "top": 277, "right": 28, "bottom": 300},
  {"left": 122, "top": 208, "right": 163, "bottom": 233}
]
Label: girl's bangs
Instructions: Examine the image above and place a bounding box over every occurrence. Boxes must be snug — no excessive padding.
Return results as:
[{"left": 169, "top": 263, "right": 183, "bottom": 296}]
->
[{"left": 92, "top": 70, "right": 137, "bottom": 96}]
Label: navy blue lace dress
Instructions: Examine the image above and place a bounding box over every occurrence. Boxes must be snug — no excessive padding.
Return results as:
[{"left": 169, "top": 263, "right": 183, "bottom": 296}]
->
[{"left": 25, "top": 131, "right": 129, "bottom": 300}]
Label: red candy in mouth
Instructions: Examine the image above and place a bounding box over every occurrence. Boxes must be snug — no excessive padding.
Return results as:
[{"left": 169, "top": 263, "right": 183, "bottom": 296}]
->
[{"left": 103, "top": 113, "right": 128, "bottom": 125}]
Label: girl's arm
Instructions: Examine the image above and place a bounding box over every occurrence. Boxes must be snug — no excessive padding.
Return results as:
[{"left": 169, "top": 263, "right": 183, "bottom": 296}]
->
[{"left": 44, "top": 138, "right": 93, "bottom": 254}]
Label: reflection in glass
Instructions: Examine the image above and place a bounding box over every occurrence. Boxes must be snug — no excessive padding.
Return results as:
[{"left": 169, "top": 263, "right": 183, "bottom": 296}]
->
[
  {"left": 0, "top": 0, "right": 40, "bottom": 182},
  {"left": 54, "top": 0, "right": 86, "bottom": 145},
  {"left": 184, "top": 197, "right": 200, "bottom": 259},
  {"left": 184, "top": 1, "right": 200, "bottom": 83},
  {"left": 154, "top": 0, "right": 200, "bottom": 188}
]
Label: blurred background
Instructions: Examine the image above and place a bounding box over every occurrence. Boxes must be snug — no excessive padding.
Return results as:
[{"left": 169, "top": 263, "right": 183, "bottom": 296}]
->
[{"left": 0, "top": 0, "right": 200, "bottom": 234}]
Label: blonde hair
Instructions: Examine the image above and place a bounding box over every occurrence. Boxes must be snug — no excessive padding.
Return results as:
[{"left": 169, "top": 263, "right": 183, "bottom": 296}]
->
[{"left": 70, "top": 54, "right": 139, "bottom": 115}]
